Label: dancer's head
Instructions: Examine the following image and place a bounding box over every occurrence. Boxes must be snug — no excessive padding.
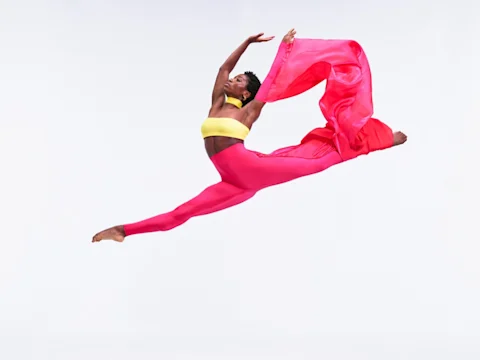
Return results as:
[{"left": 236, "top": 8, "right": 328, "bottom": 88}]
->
[{"left": 224, "top": 71, "right": 261, "bottom": 105}]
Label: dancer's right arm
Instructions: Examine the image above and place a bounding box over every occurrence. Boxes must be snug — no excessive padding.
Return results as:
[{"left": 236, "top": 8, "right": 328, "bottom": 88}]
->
[
  {"left": 211, "top": 33, "right": 274, "bottom": 109},
  {"left": 254, "top": 29, "right": 296, "bottom": 104}
]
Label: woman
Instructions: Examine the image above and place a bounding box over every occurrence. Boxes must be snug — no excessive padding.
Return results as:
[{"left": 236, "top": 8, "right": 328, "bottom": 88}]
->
[{"left": 92, "top": 29, "right": 407, "bottom": 243}]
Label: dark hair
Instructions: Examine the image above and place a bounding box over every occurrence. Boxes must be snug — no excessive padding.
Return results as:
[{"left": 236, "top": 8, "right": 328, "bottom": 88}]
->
[{"left": 243, "top": 71, "right": 261, "bottom": 105}]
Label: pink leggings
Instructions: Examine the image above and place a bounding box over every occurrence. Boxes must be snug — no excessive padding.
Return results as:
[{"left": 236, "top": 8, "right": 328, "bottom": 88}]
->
[{"left": 123, "top": 140, "right": 342, "bottom": 235}]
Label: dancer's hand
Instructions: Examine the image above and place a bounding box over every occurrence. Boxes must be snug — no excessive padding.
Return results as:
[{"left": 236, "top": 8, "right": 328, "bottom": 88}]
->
[
  {"left": 247, "top": 33, "right": 275, "bottom": 43},
  {"left": 282, "top": 28, "right": 296, "bottom": 43}
]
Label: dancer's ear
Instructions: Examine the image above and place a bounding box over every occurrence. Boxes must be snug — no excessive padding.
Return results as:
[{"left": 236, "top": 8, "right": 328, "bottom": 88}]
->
[{"left": 242, "top": 91, "right": 251, "bottom": 102}]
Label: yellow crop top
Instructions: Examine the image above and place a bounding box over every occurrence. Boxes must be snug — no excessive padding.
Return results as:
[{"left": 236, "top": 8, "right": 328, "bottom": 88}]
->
[
  {"left": 201, "top": 117, "right": 250, "bottom": 140},
  {"left": 201, "top": 97, "right": 250, "bottom": 140}
]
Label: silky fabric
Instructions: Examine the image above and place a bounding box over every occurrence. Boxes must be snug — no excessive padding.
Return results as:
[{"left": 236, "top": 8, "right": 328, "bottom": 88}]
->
[
  {"left": 256, "top": 39, "right": 391, "bottom": 159},
  {"left": 123, "top": 39, "right": 394, "bottom": 236}
]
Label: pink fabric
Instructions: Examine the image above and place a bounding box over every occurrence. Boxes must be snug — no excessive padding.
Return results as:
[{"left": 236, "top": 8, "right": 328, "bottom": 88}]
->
[
  {"left": 256, "top": 39, "right": 392, "bottom": 159},
  {"left": 122, "top": 39, "right": 395, "bottom": 236}
]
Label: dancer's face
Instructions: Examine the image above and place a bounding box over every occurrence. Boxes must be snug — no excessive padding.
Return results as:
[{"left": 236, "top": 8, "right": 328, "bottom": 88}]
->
[{"left": 224, "top": 74, "right": 251, "bottom": 102}]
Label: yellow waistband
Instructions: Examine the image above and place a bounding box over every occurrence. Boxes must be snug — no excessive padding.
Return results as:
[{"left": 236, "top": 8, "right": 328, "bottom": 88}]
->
[{"left": 201, "top": 117, "right": 250, "bottom": 140}]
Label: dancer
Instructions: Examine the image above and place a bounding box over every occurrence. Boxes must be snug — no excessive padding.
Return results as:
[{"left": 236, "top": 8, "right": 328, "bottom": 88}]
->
[{"left": 92, "top": 29, "right": 407, "bottom": 243}]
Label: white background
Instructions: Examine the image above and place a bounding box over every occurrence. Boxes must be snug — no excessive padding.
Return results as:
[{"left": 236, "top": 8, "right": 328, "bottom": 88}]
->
[{"left": 1, "top": 0, "right": 478, "bottom": 359}]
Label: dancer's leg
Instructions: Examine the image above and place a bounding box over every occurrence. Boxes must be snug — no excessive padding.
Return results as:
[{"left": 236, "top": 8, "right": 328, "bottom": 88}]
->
[
  {"left": 125, "top": 181, "right": 255, "bottom": 234},
  {"left": 219, "top": 119, "right": 401, "bottom": 192},
  {"left": 218, "top": 142, "right": 344, "bottom": 191},
  {"left": 249, "top": 151, "right": 343, "bottom": 189},
  {"left": 342, "top": 117, "right": 406, "bottom": 160},
  {"left": 92, "top": 181, "right": 255, "bottom": 241}
]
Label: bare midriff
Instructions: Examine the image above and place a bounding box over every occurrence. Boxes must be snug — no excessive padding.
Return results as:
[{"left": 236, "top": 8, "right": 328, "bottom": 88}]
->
[{"left": 204, "top": 136, "right": 243, "bottom": 158}]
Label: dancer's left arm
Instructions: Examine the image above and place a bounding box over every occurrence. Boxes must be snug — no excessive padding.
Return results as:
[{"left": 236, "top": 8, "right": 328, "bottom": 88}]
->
[
  {"left": 246, "top": 29, "right": 296, "bottom": 123},
  {"left": 246, "top": 99, "right": 266, "bottom": 122}
]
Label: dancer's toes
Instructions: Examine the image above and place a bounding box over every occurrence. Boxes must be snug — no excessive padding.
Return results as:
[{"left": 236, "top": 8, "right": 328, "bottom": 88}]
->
[
  {"left": 393, "top": 131, "right": 407, "bottom": 146},
  {"left": 92, "top": 226, "right": 125, "bottom": 243}
]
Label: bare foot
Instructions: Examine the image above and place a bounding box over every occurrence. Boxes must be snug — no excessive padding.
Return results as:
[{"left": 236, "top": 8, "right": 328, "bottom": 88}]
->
[
  {"left": 393, "top": 131, "right": 408, "bottom": 146},
  {"left": 92, "top": 225, "right": 125, "bottom": 243}
]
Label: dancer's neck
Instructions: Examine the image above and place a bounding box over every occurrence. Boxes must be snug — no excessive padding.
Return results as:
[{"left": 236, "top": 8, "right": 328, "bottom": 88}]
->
[{"left": 226, "top": 97, "right": 243, "bottom": 109}]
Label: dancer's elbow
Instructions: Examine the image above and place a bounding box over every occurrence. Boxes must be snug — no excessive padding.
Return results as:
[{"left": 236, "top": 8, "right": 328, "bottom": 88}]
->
[{"left": 219, "top": 65, "right": 231, "bottom": 73}]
